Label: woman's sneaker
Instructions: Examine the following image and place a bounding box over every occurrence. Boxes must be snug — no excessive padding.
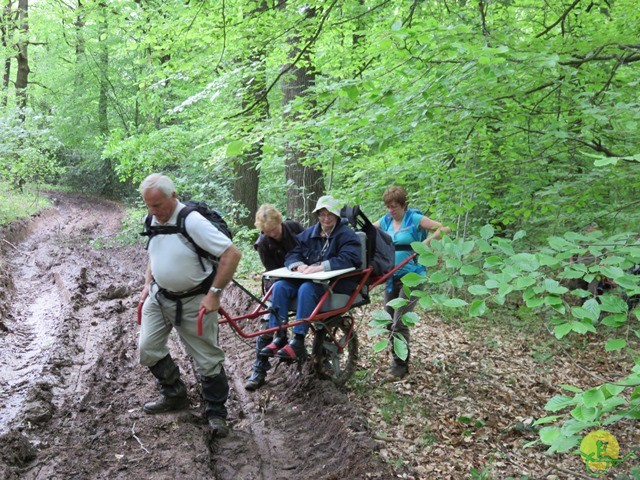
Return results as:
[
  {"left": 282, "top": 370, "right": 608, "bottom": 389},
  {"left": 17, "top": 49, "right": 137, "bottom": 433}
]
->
[
  {"left": 259, "top": 336, "right": 288, "bottom": 358},
  {"left": 275, "top": 338, "right": 306, "bottom": 361}
]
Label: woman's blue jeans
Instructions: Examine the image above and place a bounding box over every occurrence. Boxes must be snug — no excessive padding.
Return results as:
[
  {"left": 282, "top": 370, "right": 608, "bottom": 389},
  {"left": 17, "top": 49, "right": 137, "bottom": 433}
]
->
[{"left": 269, "top": 279, "right": 326, "bottom": 336}]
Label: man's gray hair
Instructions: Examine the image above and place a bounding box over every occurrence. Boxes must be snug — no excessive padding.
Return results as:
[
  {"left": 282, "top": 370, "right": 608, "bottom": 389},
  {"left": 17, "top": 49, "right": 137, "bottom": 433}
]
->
[{"left": 139, "top": 173, "right": 176, "bottom": 197}]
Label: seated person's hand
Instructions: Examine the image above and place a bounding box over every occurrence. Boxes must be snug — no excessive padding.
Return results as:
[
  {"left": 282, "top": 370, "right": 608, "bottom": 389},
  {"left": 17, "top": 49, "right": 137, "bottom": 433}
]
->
[{"left": 297, "top": 263, "right": 324, "bottom": 275}]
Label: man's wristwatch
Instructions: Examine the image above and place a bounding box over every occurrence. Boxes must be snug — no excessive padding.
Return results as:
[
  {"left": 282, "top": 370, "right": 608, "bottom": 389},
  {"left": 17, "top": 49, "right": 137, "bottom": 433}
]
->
[{"left": 209, "top": 286, "right": 224, "bottom": 296}]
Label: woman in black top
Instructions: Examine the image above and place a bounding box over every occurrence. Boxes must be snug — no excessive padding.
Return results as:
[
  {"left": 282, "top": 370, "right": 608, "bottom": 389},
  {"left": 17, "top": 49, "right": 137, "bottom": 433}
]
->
[{"left": 246, "top": 205, "right": 303, "bottom": 391}]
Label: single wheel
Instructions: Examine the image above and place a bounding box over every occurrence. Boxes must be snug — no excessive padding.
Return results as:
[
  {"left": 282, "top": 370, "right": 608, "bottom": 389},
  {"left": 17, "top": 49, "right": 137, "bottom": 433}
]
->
[{"left": 311, "top": 315, "right": 358, "bottom": 386}]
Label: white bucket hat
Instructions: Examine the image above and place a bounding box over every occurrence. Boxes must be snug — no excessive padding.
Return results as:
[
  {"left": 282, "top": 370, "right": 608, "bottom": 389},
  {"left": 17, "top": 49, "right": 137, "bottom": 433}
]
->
[{"left": 313, "top": 195, "right": 342, "bottom": 217}]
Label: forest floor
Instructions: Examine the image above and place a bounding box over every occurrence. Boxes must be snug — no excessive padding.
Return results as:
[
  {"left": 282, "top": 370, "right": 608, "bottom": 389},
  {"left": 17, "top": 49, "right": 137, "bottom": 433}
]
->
[{"left": 0, "top": 192, "right": 637, "bottom": 480}]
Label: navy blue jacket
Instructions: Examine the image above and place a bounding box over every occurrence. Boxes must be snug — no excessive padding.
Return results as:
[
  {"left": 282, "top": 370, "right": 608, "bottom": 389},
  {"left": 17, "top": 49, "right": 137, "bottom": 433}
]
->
[{"left": 285, "top": 220, "right": 362, "bottom": 293}]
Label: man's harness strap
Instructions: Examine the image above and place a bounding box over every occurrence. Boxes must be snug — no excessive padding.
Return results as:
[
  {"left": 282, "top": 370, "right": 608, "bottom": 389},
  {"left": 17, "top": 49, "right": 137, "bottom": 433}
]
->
[{"left": 156, "top": 270, "right": 215, "bottom": 326}]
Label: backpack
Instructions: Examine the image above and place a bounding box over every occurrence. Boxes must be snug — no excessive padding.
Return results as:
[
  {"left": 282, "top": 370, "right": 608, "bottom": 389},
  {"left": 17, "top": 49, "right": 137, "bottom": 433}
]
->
[
  {"left": 380, "top": 207, "right": 426, "bottom": 250},
  {"left": 341, "top": 205, "right": 395, "bottom": 277},
  {"left": 141, "top": 200, "right": 232, "bottom": 271}
]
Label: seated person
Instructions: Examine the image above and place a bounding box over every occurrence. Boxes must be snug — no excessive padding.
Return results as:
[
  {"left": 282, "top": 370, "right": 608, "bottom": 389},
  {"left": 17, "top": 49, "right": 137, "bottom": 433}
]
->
[
  {"left": 246, "top": 205, "right": 304, "bottom": 391},
  {"left": 254, "top": 204, "right": 305, "bottom": 284},
  {"left": 260, "top": 195, "right": 363, "bottom": 361}
]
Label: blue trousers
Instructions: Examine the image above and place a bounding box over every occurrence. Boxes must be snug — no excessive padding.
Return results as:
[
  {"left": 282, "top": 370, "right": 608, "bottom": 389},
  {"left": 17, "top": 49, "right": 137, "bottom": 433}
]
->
[{"left": 269, "top": 279, "right": 326, "bottom": 336}]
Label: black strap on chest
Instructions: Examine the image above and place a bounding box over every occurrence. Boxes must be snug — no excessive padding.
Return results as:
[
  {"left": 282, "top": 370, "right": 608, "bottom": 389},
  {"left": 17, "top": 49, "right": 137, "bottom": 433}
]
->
[{"left": 141, "top": 208, "right": 212, "bottom": 271}]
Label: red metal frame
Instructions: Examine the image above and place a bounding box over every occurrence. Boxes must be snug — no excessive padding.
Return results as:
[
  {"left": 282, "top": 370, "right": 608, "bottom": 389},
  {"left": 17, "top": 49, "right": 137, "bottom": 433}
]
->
[{"left": 137, "top": 253, "right": 419, "bottom": 352}]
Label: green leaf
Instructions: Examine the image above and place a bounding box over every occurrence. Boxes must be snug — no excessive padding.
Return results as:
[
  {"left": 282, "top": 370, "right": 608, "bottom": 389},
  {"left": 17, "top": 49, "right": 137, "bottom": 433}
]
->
[
  {"left": 539, "top": 426, "right": 561, "bottom": 444},
  {"left": 418, "top": 251, "right": 439, "bottom": 267},
  {"left": 225, "top": 140, "right": 245, "bottom": 157},
  {"left": 582, "top": 298, "right": 601, "bottom": 319},
  {"left": 533, "top": 415, "right": 560, "bottom": 426},
  {"left": 393, "top": 336, "right": 408, "bottom": 360},
  {"left": 560, "top": 384, "right": 583, "bottom": 393},
  {"left": 547, "top": 433, "right": 580, "bottom": 453},
  {"left": 468, "top": 284, "right": 490, "bottom": 296},
  {"left": 445, "top": 257, "right": 463, "bottom": 269},
  {"left": 605, "top": 338, "right": 627, "bottom": 351},
  {"left": 480, "top": 224, "right": 494, "bottom": 240},
  {"left": 367, "top": 326, "right": 389, "bottom": 336},
  {"left": 401, "top": 312, "right": 420, "bottom": 326},
  {"left": 460, "top": 265, "right": 481, "bottom": 275},
  {"left": 598, "top": 294, "right": 629, "bottom": 314},
  {"left": 484, "top": 256, "right": 503, "bottom": 267},
  {"left": 599, "top": 266, "right": 625, "bottom": 279},
  {"left": 428, "top": 271, "right": 449, "bottom": 284},
  {"left": 545, "top": 395, "right": 577, "bottom": 412},
  {"left": 469, "top": 299, "right": 486, "bottom": 317},
  {"left": 402, "top": 272, "right": 427, "bottom": 287},
  {"left": 602, "top": 383, "right": 626, "bottom": 397},
  {"left": 387, "top": 298, "right": 409, "bottom": 309},
  {"left": 543, "top": 278, "right": 568, "bottom": 295},
  {"left": 373, "top": 339, "right": 388, "bottom": 352},
  {"left": 553, "top": 322, "right": 574, "bottom": 339},
  {"left": 509, "top": 253, "right": 539, "bottom": 272},
  {"left": 571, "top": 405, "right": 598, "bottom": 422},
  {"left": 418, "top": 296, "right": 433, "bottom": 309},
  {"left": 526, "top": 296, "right": 545, "bottom": 308},
  {"left": 514, "top": 276, "right": 537, "bottom": 289},
  {"left": 513, "top": 230, "right": 526, "bottom": 241},
  {"left": 371, "top": 309, "right": 391, "bottom": 323},
  {"left": 583, "top": 388, "right": 606, "bottom": 408},
  {"left": 443, "top": 298, "right": 468, "bottom": 308},
  {"left": 571, "top": 306, "right": 598, "bottom": 323},
  {"left": 561, "top": 418, "right": 599, "bottom": 435}
]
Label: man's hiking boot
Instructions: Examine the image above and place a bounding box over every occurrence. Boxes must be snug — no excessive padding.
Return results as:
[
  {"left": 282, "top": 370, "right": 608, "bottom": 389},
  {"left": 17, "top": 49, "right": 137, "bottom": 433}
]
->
[
  {"left": 244, "top": 369, "right": 266, "bottom": 391},
  {"left": 386, "top": 362, "right": 408, "bottom": 380},
  {"left": 275, "top": 338, "right": 306, "bottom": 361},
  {"left": 259, "top": 335, "right": 288, "bottom": 358},
  {"left": 143, "top": 395, "right": 189, "bottom": 414},
  {"left": 208, "top": 416, "right": 229, "bottom": 438}
]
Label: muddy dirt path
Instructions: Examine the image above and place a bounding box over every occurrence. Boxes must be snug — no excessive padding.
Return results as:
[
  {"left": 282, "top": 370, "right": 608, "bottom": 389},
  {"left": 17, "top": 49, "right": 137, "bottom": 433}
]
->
[{"left": 0, "top": 193, "right": 391, "bottom": 480}]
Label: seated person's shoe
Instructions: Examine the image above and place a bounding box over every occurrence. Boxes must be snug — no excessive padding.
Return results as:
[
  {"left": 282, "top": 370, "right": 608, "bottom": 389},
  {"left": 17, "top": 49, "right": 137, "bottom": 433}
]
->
[
  {"left": 275, "top": 339, "right": 306, "bottom": 360},
  {"left": 208, "top": 416, "right": 229, "bottom": 438},
  {"left": 259, "top": 336, "right": 288, "bottom": 358},
  {"left": 244, "top": 369, "right": 266, "bottom": 391}
]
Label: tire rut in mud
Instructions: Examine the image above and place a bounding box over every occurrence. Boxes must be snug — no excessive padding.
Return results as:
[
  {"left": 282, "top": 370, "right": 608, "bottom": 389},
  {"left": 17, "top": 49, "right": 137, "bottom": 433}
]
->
[{"left": 0, "top": 193, "right": 392, "bottom": 480}]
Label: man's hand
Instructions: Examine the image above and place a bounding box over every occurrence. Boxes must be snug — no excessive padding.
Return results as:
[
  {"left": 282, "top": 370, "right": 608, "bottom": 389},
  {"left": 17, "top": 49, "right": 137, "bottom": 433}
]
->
[
  {"left": 140, "top": 284, "right": 150, "bottom": 304},
  {"left": 200, "top": 291, "right": 221, "bottom": 314}
]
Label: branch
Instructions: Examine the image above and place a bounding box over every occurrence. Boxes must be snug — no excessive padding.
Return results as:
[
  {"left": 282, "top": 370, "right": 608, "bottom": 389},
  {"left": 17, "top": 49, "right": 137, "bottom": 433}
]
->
[
  {"left": 373, "top": 433, "right": 421, "bottom": 445},
  {"left": 2, "top": 238, "right": 32, "bottom": 256},
  {"left": 535, "top": 0, "right": 583, "bottom": 38},
  {"left": 226, "top": 0, "right": 339, "bottom": 120},
  {"left": 131, "top": 422, "right": 149, "bottom": 454}
]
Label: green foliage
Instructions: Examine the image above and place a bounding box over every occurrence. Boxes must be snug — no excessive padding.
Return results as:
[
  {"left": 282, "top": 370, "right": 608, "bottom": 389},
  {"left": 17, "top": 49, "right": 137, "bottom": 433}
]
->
[
  {"left": 369, "top": 227, "right": 640, "bottom": 455},
  {"left": 0, "top": 110, "right": 64, "bottom": 190},
  {"left": 0, "top": 183, "right": 52, "bottom": 224},
  {"left": 12, "top": 0, "right": 638, "bottom": 242}
]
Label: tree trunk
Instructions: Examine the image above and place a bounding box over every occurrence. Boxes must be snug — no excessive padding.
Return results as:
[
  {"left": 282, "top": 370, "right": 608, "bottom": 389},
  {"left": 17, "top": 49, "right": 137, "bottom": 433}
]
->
[
  {"left": 281, "top": 5, "right": 324, "bottom": 224},
  {"left": 232, "top": 0, "right": 268, "bottom": 229},
  {"left": 97, "top": 2, "right": 108, "bottom": 135},
  {"left": 1, "top": 0, "right": 11, "bottom": 107},
  {"left": 74, "top": 0, "right": 85, "bottom": 90},
  {"left": 15, "top": 0, "right": 29, "bottom": 116}
]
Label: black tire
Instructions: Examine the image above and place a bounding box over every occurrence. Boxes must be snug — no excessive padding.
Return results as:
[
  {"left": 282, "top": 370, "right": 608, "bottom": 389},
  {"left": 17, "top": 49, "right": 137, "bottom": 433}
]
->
[{"left": 311, "top": 315, "right": 358, "bottom": 387}]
